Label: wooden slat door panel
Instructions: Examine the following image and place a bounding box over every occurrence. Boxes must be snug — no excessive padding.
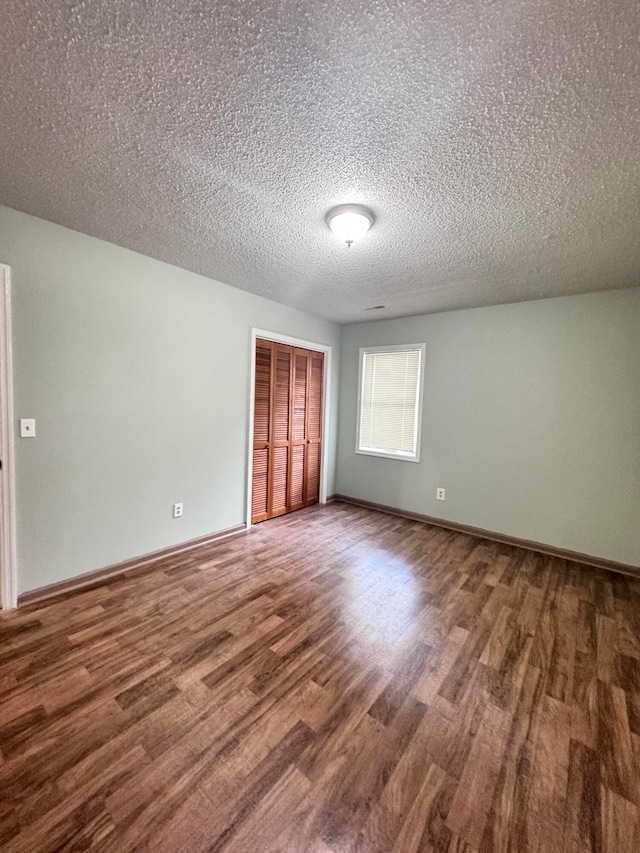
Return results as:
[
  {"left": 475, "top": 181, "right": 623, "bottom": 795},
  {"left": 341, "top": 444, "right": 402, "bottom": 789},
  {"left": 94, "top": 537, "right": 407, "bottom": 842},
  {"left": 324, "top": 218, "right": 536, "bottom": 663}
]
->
[
  {"left": 251, "top": 450, "right": 269, "bottom": 520},
  {"left": 271, "top": 446, "right": 289, "bottom": 514},
  {"left": 251, "top": 341, "right": 273, "bottom": 522},
  {"left": 269, "top": 345, "right": 292, "bottom": 518},
  {"left": 251, "top": 339, "right": 324, "bottom": 522},
  {"left": 305, "top": 351, "right": 324, "bottom": 505},
  {"left": 292, "top": 351, "right": 308, "bottom": 441},
  {"left": 289, "top": 444, "right": 305, "bottom": 507},
  {"left": 305, "top": 443, "right": 321, "bottom": 504},
  {"left": 289, "top": 349, "right": 309, "bottom": 512}
]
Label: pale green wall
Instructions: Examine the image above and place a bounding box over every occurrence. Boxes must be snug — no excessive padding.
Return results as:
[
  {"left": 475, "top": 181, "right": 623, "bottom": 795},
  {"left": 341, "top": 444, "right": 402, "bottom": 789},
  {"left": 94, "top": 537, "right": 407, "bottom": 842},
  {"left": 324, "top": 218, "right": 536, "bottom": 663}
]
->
[
  {"left": 337, "top": 289, "right": 640, "bottom": 567},
  {"left": 0, "top": 205, "right": 341, "bottom": 593},
  {"left": 2, "top": 203, "right": 637, "bottom": 593}
]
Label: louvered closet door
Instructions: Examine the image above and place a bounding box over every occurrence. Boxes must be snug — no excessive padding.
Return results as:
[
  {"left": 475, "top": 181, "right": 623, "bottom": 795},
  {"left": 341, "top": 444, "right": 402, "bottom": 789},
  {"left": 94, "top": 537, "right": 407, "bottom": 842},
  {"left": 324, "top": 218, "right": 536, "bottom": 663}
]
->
[
  {"left": 252, "top": 339, "right": 324, "bottom": 522},
  {"left": 251, "top": 340, "right": 273, "bottom": 523},
  {"left": 288, "top": 349, "right": 310, "bottom": 511},
  {"left": 269, "top": 345, "right": 292, "bottom": 518},
  {"left": 305, "top": 350, "right": 324, "bottom": 505}
]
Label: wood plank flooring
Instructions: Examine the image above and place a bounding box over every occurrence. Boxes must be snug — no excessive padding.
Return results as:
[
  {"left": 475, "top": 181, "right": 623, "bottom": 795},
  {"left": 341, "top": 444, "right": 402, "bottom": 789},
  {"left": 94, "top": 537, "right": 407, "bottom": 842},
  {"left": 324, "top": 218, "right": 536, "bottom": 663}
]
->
[{"left": 1, "top": 501, "right": 639, "bottom": 851}]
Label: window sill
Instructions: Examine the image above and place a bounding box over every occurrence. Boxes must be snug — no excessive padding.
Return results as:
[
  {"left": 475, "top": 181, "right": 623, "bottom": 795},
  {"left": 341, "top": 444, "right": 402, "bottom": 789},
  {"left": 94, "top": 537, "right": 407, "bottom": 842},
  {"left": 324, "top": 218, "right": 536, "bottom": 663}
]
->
[{"left": 355, "top": 448, "right": 421, "bottom": 463}]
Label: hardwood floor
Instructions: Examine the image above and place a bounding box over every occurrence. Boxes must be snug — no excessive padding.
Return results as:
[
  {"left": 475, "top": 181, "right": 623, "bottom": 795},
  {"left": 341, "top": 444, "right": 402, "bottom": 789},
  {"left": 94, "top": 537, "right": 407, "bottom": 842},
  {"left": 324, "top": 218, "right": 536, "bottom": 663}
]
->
[{"left": 1, "top": 501, "right": 639, "bottom": 852}]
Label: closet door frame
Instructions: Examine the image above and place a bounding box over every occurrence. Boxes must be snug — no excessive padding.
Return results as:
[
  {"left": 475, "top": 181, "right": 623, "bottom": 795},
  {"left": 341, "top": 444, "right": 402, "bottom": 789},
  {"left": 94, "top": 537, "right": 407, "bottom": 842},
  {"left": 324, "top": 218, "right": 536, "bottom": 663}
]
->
[{"left": 246, "top": 328, "right": 332, "bottom": 530}]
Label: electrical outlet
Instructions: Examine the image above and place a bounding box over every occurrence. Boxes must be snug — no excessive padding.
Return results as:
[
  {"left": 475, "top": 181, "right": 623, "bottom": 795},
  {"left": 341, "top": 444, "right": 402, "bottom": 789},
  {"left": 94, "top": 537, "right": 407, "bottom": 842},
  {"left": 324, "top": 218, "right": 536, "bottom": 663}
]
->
[
  {"left": 173, "top": 503, "right": 183, "bottom": 518},
  {"left": 20, "top": 418, "right": 36, "bottom": 437},
  {"left": 436, "top": 487, "right": 446, "bottom": 501}
]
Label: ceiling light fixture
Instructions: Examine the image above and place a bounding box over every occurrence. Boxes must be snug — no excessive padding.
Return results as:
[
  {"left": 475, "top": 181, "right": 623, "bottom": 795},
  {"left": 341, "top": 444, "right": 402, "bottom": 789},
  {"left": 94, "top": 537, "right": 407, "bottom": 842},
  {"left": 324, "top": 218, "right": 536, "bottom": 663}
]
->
[{"left": 326, "top": 204, "right": 374, "bottom": 248}]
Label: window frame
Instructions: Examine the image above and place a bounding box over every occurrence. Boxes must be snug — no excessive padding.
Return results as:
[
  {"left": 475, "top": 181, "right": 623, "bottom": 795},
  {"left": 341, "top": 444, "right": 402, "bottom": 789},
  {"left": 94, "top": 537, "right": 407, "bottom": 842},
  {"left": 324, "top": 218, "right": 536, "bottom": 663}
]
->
[{"left": 355, "top": 342, "right": 426, "bottom": 463}]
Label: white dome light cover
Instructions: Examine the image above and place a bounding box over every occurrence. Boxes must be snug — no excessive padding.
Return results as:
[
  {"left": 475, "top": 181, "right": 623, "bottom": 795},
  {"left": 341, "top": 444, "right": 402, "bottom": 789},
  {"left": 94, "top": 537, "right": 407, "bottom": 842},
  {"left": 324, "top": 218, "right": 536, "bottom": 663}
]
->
[{"left": 326, "top": 204, "right": 374, "bottom": 246}]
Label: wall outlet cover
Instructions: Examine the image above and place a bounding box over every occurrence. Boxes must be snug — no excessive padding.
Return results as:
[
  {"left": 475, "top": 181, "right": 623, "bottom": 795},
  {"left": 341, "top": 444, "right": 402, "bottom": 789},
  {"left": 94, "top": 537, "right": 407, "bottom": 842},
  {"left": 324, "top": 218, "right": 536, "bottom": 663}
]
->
[
  {"left": 436, "top": 487, "right": 446, "bottom": 500},
  {"left": 20, "top": 418, "right": 36, "bottom": 437}
]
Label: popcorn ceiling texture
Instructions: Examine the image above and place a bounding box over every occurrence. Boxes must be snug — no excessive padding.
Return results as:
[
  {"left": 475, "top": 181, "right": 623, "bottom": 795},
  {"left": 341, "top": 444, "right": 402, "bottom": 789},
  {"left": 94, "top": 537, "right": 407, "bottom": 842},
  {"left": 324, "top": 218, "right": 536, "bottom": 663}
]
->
[{"left": 0, "top": 0, "right": 638, "bottom": 323}]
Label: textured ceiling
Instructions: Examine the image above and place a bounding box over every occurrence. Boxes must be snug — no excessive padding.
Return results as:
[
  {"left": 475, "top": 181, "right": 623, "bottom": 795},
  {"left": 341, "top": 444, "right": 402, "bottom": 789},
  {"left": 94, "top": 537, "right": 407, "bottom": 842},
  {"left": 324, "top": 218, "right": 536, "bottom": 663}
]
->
[{"left": 0, "top": 1, "right": 639, "bottom": 323}]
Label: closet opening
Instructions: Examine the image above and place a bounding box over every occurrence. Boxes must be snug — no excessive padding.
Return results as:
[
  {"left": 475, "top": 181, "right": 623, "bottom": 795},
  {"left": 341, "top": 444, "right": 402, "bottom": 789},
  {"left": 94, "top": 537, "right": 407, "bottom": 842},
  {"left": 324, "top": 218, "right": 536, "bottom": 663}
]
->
[{"left": 247, "top": 331, "right": 330, "bottom": 525}]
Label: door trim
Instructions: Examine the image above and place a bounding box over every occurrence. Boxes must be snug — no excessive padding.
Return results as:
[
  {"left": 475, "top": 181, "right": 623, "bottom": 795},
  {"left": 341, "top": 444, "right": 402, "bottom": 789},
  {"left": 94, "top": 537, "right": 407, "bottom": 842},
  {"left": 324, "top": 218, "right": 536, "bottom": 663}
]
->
[
  {"left": 0, "top": 264, "right": 18, "bottom": 610},
  {"left": 246, "top": 328, "right": 332, "bottom": 530}
]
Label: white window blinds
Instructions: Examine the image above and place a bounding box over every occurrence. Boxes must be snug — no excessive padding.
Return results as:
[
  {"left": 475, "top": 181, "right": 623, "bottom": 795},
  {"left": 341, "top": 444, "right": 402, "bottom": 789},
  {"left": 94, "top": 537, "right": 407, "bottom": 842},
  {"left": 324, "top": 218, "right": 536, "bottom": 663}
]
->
[{"left": 358, "top": 345, "right": 424, "bottom": 460}]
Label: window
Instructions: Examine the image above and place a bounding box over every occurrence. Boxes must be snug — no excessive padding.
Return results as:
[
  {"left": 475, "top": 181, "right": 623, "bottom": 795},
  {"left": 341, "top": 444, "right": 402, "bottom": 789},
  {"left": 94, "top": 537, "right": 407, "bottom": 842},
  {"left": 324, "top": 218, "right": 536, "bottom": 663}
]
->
[{"left": 356, "top": 343, "right": 425, "bottom": 462}]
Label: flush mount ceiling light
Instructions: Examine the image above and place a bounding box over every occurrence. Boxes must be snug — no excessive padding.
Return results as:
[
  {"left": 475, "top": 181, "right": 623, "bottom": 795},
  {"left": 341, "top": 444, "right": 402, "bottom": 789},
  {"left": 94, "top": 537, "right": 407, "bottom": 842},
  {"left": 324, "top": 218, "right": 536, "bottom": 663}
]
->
[{"left": 326, "top": 204, "right": 374, "bottom": 247}]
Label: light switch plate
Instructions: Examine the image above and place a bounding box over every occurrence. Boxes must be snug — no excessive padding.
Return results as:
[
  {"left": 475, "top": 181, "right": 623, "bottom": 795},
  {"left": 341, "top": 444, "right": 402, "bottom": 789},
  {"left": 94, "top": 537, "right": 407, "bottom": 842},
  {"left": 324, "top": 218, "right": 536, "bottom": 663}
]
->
[{"left": 20, "top": 418, "right": 36, "bottom": 438}]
